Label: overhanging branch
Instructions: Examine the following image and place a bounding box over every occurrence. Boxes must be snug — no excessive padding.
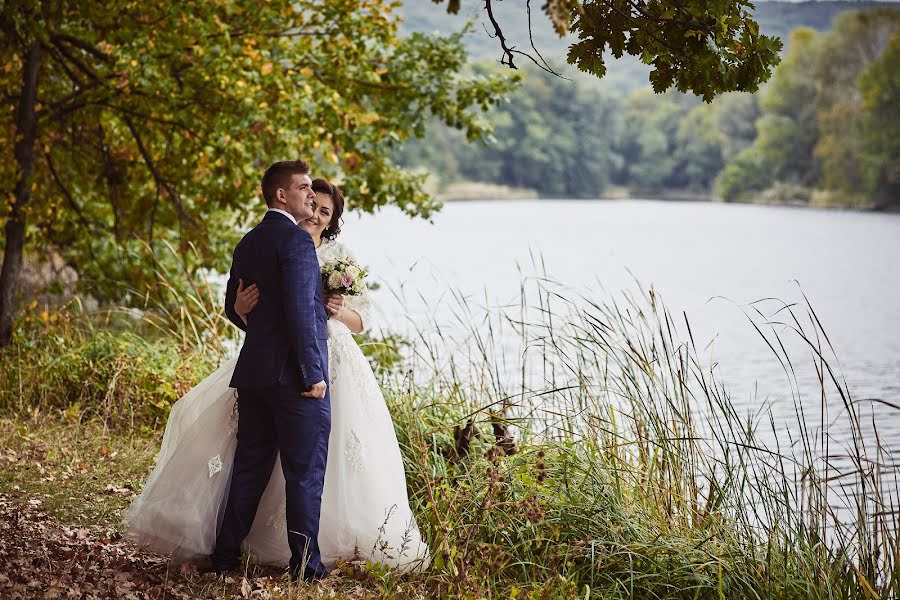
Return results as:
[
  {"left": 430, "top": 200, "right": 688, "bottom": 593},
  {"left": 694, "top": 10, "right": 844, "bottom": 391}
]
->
[{"left": 484, "top": 0, "right": 568, "bottom": 77}]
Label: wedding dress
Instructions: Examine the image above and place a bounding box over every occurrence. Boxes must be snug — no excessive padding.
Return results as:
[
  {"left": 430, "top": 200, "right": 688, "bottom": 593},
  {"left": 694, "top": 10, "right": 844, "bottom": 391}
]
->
[{"left": 124, "top": 239, "right": 430, "bottom": 572}]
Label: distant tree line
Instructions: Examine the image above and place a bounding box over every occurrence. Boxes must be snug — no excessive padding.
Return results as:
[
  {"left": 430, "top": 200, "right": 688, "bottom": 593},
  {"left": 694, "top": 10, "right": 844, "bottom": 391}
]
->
[{"left": 397, "top": 10, "right": 899, "bottom": 210}]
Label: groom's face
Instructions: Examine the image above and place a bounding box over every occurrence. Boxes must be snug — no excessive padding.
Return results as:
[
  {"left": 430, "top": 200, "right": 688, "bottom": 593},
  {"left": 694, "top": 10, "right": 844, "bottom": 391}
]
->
[{"left": 280, "top": 174, "right": 316, "bottom": 221}]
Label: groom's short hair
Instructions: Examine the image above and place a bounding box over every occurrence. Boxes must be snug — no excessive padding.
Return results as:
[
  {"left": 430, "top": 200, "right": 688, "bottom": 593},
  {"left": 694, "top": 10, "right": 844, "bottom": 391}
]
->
[{"left": 261, "top": 160, "right": 311, "bottom": 207}]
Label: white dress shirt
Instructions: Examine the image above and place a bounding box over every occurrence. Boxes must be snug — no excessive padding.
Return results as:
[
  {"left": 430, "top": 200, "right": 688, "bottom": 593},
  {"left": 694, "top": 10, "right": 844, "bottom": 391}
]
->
[{"left": 266, "top": 207, "right": 298, "bottom": 225}]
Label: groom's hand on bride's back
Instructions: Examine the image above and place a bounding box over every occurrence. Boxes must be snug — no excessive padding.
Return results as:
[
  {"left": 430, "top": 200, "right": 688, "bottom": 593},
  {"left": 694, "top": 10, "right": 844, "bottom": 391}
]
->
[{"left": 301, "top": 380, "right": 327, "bottom": 399}]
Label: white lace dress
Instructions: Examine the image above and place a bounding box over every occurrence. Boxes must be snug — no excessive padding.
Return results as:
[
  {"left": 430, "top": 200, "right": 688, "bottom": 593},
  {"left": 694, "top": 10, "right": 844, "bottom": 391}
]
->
[{"left": 124, "top": 239, "right": 430, "bottom": 572}]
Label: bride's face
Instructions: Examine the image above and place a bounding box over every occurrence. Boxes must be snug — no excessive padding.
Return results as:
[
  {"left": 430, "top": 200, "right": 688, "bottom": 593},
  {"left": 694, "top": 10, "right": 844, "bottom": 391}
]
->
[{"left": 300, "top": 192, "right": 334, "bottom": 239}]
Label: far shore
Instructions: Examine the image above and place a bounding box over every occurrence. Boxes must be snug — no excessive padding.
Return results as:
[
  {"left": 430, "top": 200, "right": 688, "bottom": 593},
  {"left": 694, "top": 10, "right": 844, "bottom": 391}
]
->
[{"left": 435, "top": 182, "right": 898, "bottom": 213}]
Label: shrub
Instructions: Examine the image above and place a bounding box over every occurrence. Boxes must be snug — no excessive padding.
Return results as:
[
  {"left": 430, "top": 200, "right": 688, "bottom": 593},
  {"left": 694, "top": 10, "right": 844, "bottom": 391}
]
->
[{"left": 0, "top": 302, "right": 222, "bottom": 431}]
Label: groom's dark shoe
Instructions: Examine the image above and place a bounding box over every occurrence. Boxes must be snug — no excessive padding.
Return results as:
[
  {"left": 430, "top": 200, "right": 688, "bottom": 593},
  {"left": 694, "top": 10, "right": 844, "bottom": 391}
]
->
[
  {"left": 203, "top": 554, "right": 238, "bottom": 577},
  {"left": 289, "top": 565, "right": 328, "bottom": 583}
]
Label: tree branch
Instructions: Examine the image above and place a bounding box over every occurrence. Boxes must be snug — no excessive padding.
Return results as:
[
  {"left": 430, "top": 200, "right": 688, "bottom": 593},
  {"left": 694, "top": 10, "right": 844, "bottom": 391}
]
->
[
  {"left": 525, "top": 0, "right": 567, "bottom": 78},
  {"left": 44, "top": 150, "right": 110, "bottom": 236},
  {"left": 50, "top": 37, "right": 102, "bottom": 82},
  {"left": 484, "top": 0, "right": 568, "bottom": 77},
  {"left": 50, "top": 33, "right": 112, "bottom": 62},
  {"left": 43, "top": 151, "right": 105, "bottom": 267},
  {"left": 123, "top": 117, "right": 195, "bottom": 226},
  {"left": 103, "top": 103, "right": 199, "bottom": 137},
  {"left": 44, "top": 42, "right": 87, "bottom": 89},
  {"left": 484, "top": 0, "right": 517, "bottom": 68}
]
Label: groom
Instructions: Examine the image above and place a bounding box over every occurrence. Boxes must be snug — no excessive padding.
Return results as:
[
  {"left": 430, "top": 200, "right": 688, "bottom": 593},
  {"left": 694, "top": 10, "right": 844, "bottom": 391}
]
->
[{"left": 212, "top": 160, "right": 330, "bottom": 581}]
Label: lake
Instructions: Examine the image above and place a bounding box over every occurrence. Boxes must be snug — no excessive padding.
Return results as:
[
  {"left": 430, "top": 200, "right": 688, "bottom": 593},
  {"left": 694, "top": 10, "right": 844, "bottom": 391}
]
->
[{"left": 342, "top": 199, "right": 900, "bottom": 457}]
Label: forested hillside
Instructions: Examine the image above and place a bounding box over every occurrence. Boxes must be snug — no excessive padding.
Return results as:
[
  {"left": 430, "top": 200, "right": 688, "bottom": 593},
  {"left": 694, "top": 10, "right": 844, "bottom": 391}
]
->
[
  {"left": 399, "top": 1, "right": 897, "bottom": 92},
  {"left": 396, "top": 2, "right": 900, "bottom": 209}
]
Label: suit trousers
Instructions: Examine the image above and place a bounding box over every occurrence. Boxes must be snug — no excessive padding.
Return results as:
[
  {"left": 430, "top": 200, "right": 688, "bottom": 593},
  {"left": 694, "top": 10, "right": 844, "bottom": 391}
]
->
[{"left": 212, "top": 376, "right": 331, "bottom": 577}]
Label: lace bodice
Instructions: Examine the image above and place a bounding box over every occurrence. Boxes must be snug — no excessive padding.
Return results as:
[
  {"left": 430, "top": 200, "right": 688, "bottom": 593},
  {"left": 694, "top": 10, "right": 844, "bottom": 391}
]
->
[{"left": 316, "top": 238, "right": 372, "bottom": 334}]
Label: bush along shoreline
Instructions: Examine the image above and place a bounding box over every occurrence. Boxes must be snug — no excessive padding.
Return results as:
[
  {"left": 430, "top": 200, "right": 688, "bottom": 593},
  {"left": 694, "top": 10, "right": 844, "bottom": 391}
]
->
[{"left": 0, "top": 280, "right": 897, "bottom": 599}]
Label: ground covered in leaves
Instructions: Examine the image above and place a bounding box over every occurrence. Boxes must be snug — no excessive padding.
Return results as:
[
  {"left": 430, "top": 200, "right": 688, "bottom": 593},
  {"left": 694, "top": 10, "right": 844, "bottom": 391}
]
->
[
  {"left": 0, "top": 417, "right": 427, "bottom": 599},
  {"left": 0, "top": 491, "right": 204, "bottom": 598}
]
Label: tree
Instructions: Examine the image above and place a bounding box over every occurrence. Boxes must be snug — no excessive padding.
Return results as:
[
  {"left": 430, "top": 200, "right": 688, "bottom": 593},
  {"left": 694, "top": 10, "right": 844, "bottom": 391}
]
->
[
  {"left": 615, "top": 90, "right": 695, "bottom": 190},
  {"left": 714, "top": 146, "right": 772, "bottom": 202},
  {"left": 487, "top": 69, "right": 621, "bottom": 197},
  {"left": 673, "top": 103, "right": 726, "bottom": 192},
  {"left": 752, "top": 27, "right": 823, "bottom": 187},
  {"left": 713, "top": 92, "right": 759, "bottom": 160},
  {"left": 813, "top": 10, "right": 900, "bottom": 198},
  {"left": 396, "top": 65, "right": 623, "bottom": 198},
  {"left": 858, "top": 32, "right": 900, "bottom": 208},
  {"left": 432, "top": 0, "right": 782, "bottom": 101},
  {"left": 0, "top": 1, "right": 514, "bottom": 346}
]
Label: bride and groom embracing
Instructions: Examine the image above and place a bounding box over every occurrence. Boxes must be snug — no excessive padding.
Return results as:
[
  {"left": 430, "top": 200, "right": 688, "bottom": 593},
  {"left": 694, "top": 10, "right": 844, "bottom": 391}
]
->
[{"left": 124, "top": 160, "right": 430, "bottom": 581}]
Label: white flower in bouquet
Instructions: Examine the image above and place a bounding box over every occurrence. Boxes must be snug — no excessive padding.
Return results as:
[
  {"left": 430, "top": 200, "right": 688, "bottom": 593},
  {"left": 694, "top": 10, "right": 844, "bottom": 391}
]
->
[
  {"left": 327, "top": 272, "right": 343, "bottom": 289},
  {"left": 321, "top": 257, "right": 367, "bottom": 296}
]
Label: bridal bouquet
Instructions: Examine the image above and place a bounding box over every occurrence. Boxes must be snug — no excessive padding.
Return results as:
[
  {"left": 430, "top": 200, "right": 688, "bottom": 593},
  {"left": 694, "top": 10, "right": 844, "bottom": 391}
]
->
[{"left": 321, "top": 258, "right": 367, "bottom": 296}]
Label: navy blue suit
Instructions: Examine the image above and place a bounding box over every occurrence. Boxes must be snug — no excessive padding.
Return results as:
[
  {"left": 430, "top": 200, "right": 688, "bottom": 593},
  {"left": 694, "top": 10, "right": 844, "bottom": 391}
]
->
[{"left": 212, "top": 210, "right": 330, "bottom": 579}]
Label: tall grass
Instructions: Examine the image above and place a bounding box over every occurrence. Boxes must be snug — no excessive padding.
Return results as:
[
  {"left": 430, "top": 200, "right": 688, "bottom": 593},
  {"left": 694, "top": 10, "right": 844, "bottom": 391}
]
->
[
  {"left": 383, "top": 278, "right": 898, "bottom": 598},
  {"left": 2, "top": 259, "right": 896, "bottom": 597}
]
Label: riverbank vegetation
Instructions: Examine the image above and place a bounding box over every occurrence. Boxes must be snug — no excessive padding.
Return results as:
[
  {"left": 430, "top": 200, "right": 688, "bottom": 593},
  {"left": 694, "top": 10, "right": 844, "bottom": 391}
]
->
[
  {"left": 397, "top": 9, "right": 900, "bottom": 210},
  {"left": 1, "top": 275, "right": 896, "bottom": 598}
]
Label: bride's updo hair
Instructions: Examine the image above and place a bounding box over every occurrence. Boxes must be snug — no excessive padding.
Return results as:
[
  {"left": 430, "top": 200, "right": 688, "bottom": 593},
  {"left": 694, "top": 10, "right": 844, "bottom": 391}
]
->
[{"left": 311, "top": 178, "right": 344, "bottom": 240}]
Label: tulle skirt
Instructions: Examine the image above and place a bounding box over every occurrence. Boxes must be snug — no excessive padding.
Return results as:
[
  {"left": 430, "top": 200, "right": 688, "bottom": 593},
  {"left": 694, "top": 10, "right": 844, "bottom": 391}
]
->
[{"left": 124, "top": 323, "right": 430, "bottom": 571}]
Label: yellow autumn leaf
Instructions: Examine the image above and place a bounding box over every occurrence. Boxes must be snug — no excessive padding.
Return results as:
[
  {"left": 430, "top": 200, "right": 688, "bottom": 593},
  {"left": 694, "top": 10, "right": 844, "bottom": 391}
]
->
[
  {"left": 358, "top": 112, "right": 380, "bottom": 125},
  {"left": 261, "top": 62, "right": 273, "bottom": 76},
  {"left": 299, "top": 67, "right": 314, "bottom": 77}
]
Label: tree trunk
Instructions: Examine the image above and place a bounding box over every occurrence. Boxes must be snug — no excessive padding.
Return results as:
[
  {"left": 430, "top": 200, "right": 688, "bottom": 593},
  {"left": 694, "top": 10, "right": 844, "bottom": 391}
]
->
[{"left": 0, "top": 43, "right": 41, "bottom": 347}]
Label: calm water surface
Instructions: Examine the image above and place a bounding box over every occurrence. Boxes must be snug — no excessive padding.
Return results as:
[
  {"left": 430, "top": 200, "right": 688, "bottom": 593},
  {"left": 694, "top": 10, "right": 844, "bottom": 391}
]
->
[{"left": 341, "top": 199, "right": 900, "bottom": 454}]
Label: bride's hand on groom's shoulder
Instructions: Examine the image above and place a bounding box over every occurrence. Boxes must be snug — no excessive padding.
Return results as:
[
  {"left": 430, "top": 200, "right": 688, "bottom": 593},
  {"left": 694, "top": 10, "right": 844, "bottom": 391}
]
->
[{"left": 235, "top": 279, "right": 260, "bottom": 320}]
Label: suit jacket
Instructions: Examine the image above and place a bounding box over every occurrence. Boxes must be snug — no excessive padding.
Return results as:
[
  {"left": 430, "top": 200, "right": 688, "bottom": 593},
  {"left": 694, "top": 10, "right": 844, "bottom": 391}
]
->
[{"left": 225, "top": 211, "right": 327, "bottom": 389}]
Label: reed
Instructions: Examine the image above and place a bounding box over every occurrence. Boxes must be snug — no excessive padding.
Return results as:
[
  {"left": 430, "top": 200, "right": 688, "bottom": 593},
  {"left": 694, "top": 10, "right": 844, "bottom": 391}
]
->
[{"left": 383, "top": 277, "right": 898, "bottom": 598}]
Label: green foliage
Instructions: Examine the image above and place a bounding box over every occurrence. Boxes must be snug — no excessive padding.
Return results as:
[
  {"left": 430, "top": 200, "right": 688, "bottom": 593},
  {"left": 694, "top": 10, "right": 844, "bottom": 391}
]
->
[
  {"left": 812, "top": 10, "right": 900, "bottom": 199},
  {"left": 753, "top": 28, "right": 823, "bottom": 186},
  {"left": 673, "top": 103, "right": 727, "bottom": 191},
  {"left": 355, "top": 330, "right": 409, "bottom": 376},
  {"left": 858, "top": 31, "right": 900, "bottom": 206},
  {"left": 0, "top": 301, "right": 222, "bottom": 431},
  {"left": 399, "top": 76, "right": 766, "bottom": 198},
  {"left": 715, "top": 146, "right": 773, "bottom": 202},
  {"left": 405, "top": 6, "right": 898, "bottom": 208},
  {"left": 410, "top": 2, "right": 897, "bottom": 95},
  {"left": 617, "top": 91, "right": 695, "bottom": 190},
  {"left": 431, "top": 0, "right": 783, "bottom": 100},
  {"left": 572, "top": 1, "right": 782, "bottom": 101},
  {"left": 716, "top": 10, "right": 900, "bottom": 207},
  {"left": 0, "top": 0, "right": 515, "bottom": 306},
  {"left": 398, "top": 67, "right": 623, "bottom": 198}
]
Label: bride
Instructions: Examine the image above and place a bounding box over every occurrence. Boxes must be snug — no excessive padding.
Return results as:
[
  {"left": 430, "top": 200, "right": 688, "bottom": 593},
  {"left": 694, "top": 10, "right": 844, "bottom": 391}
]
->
[{"left": 125, "top": 179, "right": 430, "bottom": 573}]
